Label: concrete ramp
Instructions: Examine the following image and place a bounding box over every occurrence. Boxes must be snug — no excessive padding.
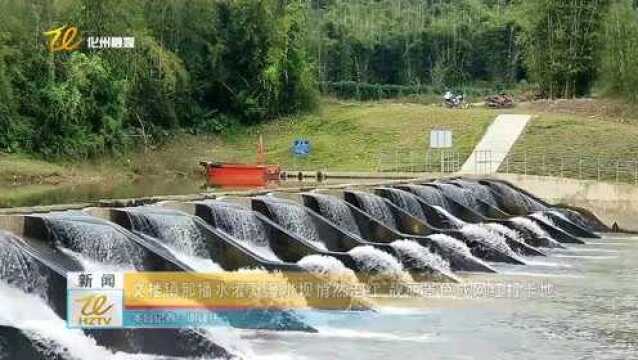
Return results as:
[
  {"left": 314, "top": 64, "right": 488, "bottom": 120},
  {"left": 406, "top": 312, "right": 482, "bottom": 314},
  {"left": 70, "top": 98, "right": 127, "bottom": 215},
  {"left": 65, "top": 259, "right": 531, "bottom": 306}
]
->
[{"left": 459, "top": 114, "right": 531, "bottom": 174}]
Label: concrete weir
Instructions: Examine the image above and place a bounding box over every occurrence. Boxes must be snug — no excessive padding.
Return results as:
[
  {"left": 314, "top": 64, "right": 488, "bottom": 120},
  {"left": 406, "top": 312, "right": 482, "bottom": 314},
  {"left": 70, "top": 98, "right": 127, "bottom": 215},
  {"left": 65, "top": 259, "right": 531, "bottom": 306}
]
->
[{"left": 0, "top": 176, "right": 612, "bottom": 359}]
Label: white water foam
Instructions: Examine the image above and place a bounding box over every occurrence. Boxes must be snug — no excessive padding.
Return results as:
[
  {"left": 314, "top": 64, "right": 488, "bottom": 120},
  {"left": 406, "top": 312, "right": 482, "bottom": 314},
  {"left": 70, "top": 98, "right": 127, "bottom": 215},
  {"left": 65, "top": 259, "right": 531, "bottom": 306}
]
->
[
  {"left": 0, "top": 284, "right": 165, "bottom": 360},
  {"left": 485, "top": 223, "right": 525, "bottom": 243},
  {"left": 530, "top": 212, "right": 556, "bottom": 226},
  {"left": 0, "top": 233, "right": 50, "bottom": 300},
  {"left": 389, "top": 240, "right": 457, "bottom": 281},
  {"left": 297, "top": 255, "right": 360, "bottom": 285},
  {"left": 511, "top": 217, "right": 550, "bottom": 238},
  {"left": 460, "top": 224, "right": 519, "bottom": 259},
  {"left": 347, "top": 246, "right": 413, "bottom": 284},
  {"left": 311, "top": 327, "right": 436, "bottom": 343}
]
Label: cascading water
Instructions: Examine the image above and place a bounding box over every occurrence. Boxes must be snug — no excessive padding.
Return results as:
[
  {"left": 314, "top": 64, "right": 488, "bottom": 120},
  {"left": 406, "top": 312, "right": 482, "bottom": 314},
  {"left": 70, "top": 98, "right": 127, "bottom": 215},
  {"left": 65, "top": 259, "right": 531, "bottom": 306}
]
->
[
  {"left": 389, "top": 240, "right": 457, "bottom": 281},
  {"left": 401, "top": 185, "right": 448, "bottom": 208},
  {"left": 431, "top": 205, "right": 466, "bottom": 228},
  {"left": 44, "top": 214, "right": 146, "bottom": 270},
  {"left": 351, "top": 192, "right": 397, "bottom": 229},
  {"left": 485, "top": 223, "right": 525, "bottom": 244},
  {"left": 258, "top": 198, "right": 327, "bottom": 251},
  {"left": 486, "top": 182, "right": 546, "bottom": 213},
  {"left": 459, "top": 224, "right": 521, "bottom": 260},
  {"left": 511, "top": 217, "right": 550, "bottom": 239},
  {"left": 0, "top": 232, "right": 49, "bottom": 300},
  {"left": 0, "top": 284, "right": 163, "bottom": 360},
  {"left": 449, "top": 180, "right": 498, "bottom": 207},
  {"left": 427, "top": 234, "right": 473, "bottom": 258},
  {"left": 435, "top": 183, "right": 476, "bottom": 209},
  {"left": 426, "top": 234, "right": 492, "bottom": 270},
  {"left": 126, "top": 208, "right": 222, "bottom": 272},
  {"left": 297, "top": 255, "right": 360, "bottom": 286},
  {"left": 381, "top": 189, "right": 426, "bottom": 220},
  {"left": 204, "top": 202, "right": 280, "bottom": 262},
  {"left": 311, "top": 194, "right": 361, "bottom": 236},
  {"left": 347, "top": 246, "right": 413, "bottom": 284},
  {"left": 529, "top": 212, "right": 556, "bottom": 226}
]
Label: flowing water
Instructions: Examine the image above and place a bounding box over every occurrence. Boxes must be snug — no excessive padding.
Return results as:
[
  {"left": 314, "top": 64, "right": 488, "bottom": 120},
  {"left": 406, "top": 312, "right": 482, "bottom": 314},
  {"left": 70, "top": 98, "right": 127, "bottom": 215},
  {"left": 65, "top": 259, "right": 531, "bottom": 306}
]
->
[
  {"left": 0, "top": 232, "right": 49, "bottom": 299},
  {"left": 297, "top": 255, "right": 361, "bottom": 286},
  {"left": 0, "top": 284, "right": 164, "bottom": 360},
  {"left": 400, "top": 185, "right": 448, "bottom": 208},
  {"left": 431, "top": 205, "right": 466, "bottom": 228},
  {"left": 389, "top": 240, "right": 457, "bottom": 281},
  {"left": 485, "top": 223, "right": 525, "bottom": 244},
  {"left": 449, "top": 180, "right": 499, "bottom": 207},
  {"left": 381, "top": 189, "right": 426, "bottom": 220},
  {"left": 347, "top": 246, "right": 413, "bottom": 284},
  {"left": 459, "top": 223, "right": 521, "bottom": 260},
  {"left": 241, "top": 234, "right": 638, "bottom": 360},
  {"left": 529, "top": 212, "right": 556, "bottom": 226},
  {"left": 259, "top": 199, "right": 327, "bottom": 251},
  {"left": 44, "top": 214, "right": 147, "bottom": 270},
  {"left": 311, "top": 194, "right": 361, "bottom": 236},
  {"left": 126, "top": 208, "right": 223, "bottom": 271},
  {"left": 204, "top": 202, "right": 281, "bottom": 262},
  {"left": 351, "top": 192, "right": 397, "bottom": 229}
]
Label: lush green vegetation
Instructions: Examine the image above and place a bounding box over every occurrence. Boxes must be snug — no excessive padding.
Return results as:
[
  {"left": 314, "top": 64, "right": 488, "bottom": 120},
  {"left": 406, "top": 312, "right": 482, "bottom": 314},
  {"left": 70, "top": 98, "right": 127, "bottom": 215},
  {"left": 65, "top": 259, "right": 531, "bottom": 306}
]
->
[
  {"left": 1, "top": 0, "right": 638, "bottom": 161},
  {"left": 0, "top": 0, "right": 317, "bottom": 158}
]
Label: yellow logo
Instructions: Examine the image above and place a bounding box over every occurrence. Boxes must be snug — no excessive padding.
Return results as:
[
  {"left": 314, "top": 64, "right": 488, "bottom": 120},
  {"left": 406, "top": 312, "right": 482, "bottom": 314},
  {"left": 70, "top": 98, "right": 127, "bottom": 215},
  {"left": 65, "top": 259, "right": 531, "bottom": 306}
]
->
[
  {"left": 75, "top": 294, "right": 114, "bottom": 326},
  {"left": 43, "top": 25, "right": 81, "bottom": 52}
]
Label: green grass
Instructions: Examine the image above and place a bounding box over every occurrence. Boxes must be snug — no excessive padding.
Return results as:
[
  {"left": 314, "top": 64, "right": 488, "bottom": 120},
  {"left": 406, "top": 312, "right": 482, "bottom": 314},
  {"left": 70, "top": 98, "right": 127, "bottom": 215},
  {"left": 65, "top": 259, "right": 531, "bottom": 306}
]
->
[
  {"left": 505, "top": 105, "right": 638, "bottom": 182},
  {"left": 0, "top": 154, "right": 67, "bottom": 184},
  {"left": 212, "top": 99, "right": 495, "bottom": 171}
]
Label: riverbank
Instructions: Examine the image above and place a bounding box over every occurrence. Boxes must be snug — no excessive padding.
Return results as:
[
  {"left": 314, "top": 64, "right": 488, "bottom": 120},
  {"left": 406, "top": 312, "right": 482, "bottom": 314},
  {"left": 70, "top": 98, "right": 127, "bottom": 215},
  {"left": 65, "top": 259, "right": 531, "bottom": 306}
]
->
[{"left": 2, "top": 97, "right": 638, "bottom": 207}]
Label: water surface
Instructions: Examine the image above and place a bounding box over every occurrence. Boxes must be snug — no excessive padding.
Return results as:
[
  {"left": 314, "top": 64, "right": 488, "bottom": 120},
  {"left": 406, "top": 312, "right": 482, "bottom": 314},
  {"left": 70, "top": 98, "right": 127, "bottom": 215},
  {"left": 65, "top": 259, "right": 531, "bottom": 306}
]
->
[{"left": 240, "top": 234, "right": 638, "bottom": 360}]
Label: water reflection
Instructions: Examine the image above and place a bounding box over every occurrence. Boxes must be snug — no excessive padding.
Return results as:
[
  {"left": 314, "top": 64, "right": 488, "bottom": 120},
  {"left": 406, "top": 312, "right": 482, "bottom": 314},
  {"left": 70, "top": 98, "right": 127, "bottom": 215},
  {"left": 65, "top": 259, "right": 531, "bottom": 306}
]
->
[{"left": 0, "top": 176, "right": 375, "bottom": 208}]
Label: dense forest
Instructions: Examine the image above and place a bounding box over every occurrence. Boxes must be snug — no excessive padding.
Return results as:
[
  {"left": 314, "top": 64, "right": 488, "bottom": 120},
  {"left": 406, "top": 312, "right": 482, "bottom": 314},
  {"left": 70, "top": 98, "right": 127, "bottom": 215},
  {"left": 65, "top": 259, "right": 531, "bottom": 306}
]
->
[{"left": 0, "top": 0, "right": 637, "bottom": 158}]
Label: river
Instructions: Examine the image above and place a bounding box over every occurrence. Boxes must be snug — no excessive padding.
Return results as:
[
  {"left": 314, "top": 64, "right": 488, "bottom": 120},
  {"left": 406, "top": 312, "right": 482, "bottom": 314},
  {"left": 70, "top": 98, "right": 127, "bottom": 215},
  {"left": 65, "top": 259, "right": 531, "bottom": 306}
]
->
[{"left": 239, "top": 233, "right": 638, "bottom": 360}]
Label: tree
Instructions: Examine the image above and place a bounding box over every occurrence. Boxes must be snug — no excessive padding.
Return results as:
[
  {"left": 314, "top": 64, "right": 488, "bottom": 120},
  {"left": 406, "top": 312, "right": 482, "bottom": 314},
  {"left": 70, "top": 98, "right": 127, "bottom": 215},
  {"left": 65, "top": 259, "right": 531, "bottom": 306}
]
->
[{"left": 518, "top": 0, "right": 609, "bottom": 98}]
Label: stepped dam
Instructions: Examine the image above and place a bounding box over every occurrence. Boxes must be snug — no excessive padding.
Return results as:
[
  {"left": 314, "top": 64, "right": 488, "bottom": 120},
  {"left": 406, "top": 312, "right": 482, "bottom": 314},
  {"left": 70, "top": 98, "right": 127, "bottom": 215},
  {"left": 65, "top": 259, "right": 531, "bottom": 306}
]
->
[{"left": 0, "top": 176, "right": 634, "bottom": 360}]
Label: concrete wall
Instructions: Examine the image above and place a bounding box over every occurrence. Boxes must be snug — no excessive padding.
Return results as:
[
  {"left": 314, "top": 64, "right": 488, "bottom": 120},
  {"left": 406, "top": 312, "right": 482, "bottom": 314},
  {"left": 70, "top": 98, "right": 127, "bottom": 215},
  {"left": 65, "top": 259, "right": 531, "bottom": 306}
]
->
[{"left": 492, "top": 174, "right": 638, "bottom": 231}]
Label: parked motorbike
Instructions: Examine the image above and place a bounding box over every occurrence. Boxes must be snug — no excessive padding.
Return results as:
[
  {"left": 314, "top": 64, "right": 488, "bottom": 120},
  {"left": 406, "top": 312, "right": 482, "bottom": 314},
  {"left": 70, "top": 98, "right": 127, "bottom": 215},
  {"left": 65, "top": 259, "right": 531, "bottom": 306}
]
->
[{"left": 443, "top": 91, "right": 465, "bottom": 108}]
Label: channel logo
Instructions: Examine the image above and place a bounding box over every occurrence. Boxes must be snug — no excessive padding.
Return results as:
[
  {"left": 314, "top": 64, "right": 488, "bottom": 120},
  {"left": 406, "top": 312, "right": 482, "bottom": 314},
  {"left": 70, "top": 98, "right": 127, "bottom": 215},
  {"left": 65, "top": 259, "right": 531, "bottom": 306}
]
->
[{"left": 67, "top": 272, "right": 124, "bottom": 328}]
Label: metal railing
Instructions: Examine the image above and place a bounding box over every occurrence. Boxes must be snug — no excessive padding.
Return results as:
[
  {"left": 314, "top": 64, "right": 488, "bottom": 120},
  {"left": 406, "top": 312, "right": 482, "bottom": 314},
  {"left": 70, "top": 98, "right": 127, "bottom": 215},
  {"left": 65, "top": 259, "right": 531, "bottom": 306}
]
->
[{"left": 375, "top": 149, "right": 638, "bottom": 184}]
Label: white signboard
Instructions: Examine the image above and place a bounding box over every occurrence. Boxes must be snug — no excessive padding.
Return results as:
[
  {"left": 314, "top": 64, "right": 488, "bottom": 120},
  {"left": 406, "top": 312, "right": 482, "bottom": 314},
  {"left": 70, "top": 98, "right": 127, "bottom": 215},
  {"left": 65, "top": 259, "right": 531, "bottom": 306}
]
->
[{"left": 430, "top": 129, "right": 453, "bottom": 149}]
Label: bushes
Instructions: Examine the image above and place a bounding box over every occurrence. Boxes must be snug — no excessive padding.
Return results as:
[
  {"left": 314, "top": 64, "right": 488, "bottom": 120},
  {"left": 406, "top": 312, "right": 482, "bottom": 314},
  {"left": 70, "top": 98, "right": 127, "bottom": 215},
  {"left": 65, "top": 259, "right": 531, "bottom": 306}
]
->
[
  {"left": 30, "top": 54, "right": 128, "bottom": 158},
  {"left": 321, "top": 81, "right": 432, "bottom": 100},
  {"left": 0, "top": 0, "right": 317, "bottom": 158}
]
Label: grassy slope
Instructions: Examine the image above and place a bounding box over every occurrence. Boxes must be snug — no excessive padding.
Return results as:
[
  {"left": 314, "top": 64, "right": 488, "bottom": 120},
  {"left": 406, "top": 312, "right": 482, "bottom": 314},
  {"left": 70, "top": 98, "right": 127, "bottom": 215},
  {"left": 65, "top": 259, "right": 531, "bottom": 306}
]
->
[
  {"left": 212, "top": 100, "right": 494, "bottom": 171},
  {"left": 506, "top": 99, "right": 638, "bottom": 180}
]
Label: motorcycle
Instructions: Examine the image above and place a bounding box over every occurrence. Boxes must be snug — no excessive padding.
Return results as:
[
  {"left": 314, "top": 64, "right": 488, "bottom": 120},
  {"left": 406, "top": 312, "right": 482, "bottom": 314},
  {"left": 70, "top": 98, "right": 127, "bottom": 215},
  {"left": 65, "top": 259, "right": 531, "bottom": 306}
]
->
[{"left": 443, "top": 91, "right": 465, "bottom": 109}]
